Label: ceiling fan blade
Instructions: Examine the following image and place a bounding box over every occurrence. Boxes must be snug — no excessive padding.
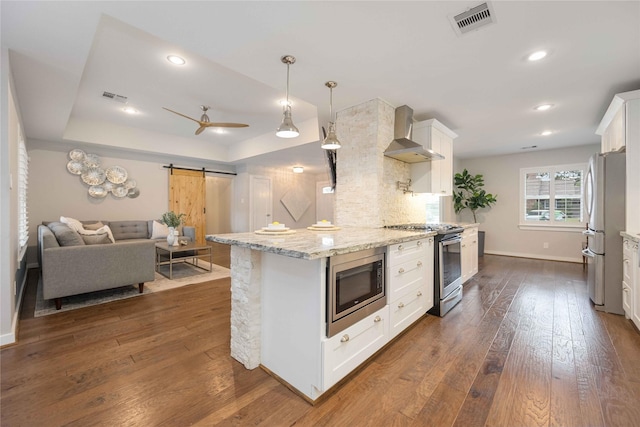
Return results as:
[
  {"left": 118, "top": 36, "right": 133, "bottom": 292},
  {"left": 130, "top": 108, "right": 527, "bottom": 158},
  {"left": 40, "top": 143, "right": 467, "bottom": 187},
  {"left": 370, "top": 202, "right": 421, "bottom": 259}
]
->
[
  {"left": 195, "top": 126, "right": 207, "bottom": 135},
  {"left": 163, "top": 107, "right": 201, "bottom": 124},
  {"left": 207, "top": 122, "right": 250, "bottom": 128}
]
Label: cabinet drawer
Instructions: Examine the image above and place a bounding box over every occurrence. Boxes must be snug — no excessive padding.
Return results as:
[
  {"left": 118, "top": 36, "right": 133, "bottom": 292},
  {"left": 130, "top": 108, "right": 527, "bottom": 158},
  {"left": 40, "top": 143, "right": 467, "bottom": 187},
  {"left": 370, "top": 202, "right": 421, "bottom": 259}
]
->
[
  {"left": 322, "top": 305, "right": 389, "bottom": 389},
  {"left": 389, "top": 285, "right": 428, "bottom": 339},
  {"left": 387, "top": 257, "right": 426, "bottom": 301},
  {"left": 388, "top": 239, "right": 428, "bottom": 266},
  {"left": 462, "top": 226, "right": 478, "bottom": 237}
]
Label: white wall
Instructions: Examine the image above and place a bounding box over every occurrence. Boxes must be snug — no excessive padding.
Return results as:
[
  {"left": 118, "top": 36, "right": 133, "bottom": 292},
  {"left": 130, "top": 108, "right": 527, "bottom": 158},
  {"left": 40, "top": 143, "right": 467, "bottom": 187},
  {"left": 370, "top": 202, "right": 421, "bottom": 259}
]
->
[
  {"left": 27, "top": 149, "right": 170, "bottom": 245},
  {"left": 231, "top": 164, "right": 326, "bottom": 232},
  {"left": 457, "top": 144, "right": 600, "bottom": 262}
]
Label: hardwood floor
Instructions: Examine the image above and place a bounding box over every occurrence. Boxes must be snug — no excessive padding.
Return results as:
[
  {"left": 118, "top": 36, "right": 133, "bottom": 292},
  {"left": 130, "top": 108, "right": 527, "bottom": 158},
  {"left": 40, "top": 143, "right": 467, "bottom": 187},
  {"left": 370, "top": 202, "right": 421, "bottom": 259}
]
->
[{"left": 2, "top": 253, "right": 640, "bottom": 426}]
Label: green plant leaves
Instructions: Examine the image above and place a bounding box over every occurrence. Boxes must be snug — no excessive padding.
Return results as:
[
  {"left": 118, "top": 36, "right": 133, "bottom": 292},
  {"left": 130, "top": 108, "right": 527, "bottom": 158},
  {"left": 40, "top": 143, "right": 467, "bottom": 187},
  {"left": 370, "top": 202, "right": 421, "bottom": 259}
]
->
[{"left": 452, "top": 169, "right": 497, "bottom": 222}]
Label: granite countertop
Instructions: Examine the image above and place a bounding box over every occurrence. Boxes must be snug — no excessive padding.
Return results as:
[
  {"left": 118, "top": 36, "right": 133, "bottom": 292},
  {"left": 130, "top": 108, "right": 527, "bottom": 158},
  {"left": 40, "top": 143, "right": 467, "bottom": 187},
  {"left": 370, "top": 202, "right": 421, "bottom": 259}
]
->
[
  {"left": 206, "top": 227, "right": 437, "bottom": 260},
  {"left": 620, "top": 231, "right": 640, "bottom": 243}
]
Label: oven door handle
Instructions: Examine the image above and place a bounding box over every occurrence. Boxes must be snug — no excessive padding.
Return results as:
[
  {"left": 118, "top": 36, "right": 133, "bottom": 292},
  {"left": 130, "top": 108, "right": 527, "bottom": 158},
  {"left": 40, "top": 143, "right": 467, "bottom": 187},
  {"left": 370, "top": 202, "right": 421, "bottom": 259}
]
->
[
  {"left": 441, "top": 236, "right": 462, "bottom": 246},
  {"left": 442, "top": 286, "right": 462, "bottom": 303}
]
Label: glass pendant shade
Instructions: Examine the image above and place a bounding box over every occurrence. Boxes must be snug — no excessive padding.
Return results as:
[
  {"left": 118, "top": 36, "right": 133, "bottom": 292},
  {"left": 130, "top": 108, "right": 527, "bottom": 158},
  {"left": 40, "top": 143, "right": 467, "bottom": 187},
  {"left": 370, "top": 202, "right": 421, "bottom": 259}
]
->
[
  {"left": 276, "top": 55, "right": 299, "bottom": 138},
  {"left": 322, "top": 81, "right": 341, "bottom": 150},
  {"left": 276, "top": 106, "right": 299, "bottom": 138},
  {"left": 321, "top": 122, "right": 341, "bottom": 150}
]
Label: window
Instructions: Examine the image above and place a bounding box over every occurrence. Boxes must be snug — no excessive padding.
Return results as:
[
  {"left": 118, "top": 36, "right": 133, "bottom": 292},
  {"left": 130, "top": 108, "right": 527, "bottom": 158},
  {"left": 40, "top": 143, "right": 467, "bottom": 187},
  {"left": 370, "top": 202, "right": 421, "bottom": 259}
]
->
[
  {"left": 520, "top": 163, "right": 585, "bottom": 228},
  {"left": 17, "top": 134, "right": 29, "bottom": 260}
]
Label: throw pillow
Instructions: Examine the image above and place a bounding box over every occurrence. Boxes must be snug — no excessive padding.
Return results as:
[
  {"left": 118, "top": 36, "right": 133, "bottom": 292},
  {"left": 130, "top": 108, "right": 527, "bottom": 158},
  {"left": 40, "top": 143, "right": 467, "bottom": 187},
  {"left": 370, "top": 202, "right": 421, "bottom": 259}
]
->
[
  {"left": 60, "top": 216, "right": 84, "bottom": 233},
  {"left": 81, "top": 232, "right": 112, "bottom": 245},
  {"left": 150, "top": 220, "right": 170, "bottom": 239},
  {"left": 83, "top": 221, "right": 105, "bottom": 231},
  {"left": 48, "top": 222, "right": 85, "bottom": 247},
  {"left": 80, "top": 226, "right": 116, "bottom": 243}
]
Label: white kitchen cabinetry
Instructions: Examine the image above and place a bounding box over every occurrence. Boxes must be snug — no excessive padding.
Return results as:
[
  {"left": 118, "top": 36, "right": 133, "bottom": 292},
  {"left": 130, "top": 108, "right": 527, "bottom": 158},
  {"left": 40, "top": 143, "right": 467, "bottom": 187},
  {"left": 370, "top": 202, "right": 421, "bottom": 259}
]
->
[
  {"left": 411, "top": 119, "right": 458, "bottom": 195},
  {"left": 387, "top": 237, "right": 434, "bottom": 339},
  {"left": 597, "top": 90, "right": 640, "bottom": 233},
  {"left": 622, "top": 237, "right": 640, "bottom": 329},
  {"left": 322, "top": 305, "right": 389, "bottom": 389},
  {"left": 461, "top": 226, "right": 479, "bottom": 283}
]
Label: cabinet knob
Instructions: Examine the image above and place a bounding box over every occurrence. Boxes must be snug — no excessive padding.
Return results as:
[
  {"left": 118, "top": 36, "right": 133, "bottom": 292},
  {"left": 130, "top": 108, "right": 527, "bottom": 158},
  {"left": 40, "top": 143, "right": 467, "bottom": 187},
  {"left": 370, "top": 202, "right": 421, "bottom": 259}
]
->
[
  {"left": 429, "top": 238, "right": 434, "bottom": 243},
  {"left": 417, "top": 291, "right": 422, "bottom": 297},
  {"left": 398, "top": 302, "right": 405, "bottom": 308},
  {"left": 374, "top": 316, "right": 381, "bottom": 323},
  {"left": 398, "top": 245, "right": 403, "bottom": 251},
  {"left": 398, "top": 268, "right": 405, "bottom": 274},
  {"left": 340, "top": 334, "right": 350, "bottom": 343},
  {"left": 472, "top": 240, "right": 477, "bottom": 244},
  {"left": 417, "top": 240, "right": 422, "bottom": 246},
  {"left": 417, "top": 261, "right": 423, "bottom": 267}
]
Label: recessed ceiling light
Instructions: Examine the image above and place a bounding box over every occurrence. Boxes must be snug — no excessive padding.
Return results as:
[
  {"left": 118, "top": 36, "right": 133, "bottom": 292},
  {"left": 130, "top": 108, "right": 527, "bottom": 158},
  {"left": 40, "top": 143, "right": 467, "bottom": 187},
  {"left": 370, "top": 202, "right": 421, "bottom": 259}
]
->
[
  {"left": 292, "top": 166, "right": 304, "bottom": 173},
  {"left": 528, "top": 50, "right": 548, "bottom": 61},
  {"left": 167, "top": 55, "right": 186, "bottom": 65},
  {"left": 541, "top": 130, "right": 553, "bottom": 136},
  {"left": 122, "top": 106, "right": 138, "bottom": 114},
  {"left": 534, "top": 104, "right": 553, "bottom": 111}
]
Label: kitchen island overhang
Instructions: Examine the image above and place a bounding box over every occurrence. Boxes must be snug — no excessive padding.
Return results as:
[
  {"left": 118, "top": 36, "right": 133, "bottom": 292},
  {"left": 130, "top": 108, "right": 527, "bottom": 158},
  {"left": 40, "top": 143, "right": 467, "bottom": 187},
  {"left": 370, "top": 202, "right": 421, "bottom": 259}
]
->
[{"left": 207, "top": 227, "right": 436, "bottom": 401}]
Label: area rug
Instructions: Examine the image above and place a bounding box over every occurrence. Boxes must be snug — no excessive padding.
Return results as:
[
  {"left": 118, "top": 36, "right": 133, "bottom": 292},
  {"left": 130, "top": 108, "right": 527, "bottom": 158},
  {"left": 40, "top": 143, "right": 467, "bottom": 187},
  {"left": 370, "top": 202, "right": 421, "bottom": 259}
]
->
[{"left": 34, "top": 260, "right": 230, "bottom": 317}]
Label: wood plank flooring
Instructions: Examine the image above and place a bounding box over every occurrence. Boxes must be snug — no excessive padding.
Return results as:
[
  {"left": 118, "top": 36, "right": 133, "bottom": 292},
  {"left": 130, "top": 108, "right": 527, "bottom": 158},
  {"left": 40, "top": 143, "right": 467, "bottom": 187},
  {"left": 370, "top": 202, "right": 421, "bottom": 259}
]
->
[{"left": 2, "top": 252, "right": 640, "bottom": 426}]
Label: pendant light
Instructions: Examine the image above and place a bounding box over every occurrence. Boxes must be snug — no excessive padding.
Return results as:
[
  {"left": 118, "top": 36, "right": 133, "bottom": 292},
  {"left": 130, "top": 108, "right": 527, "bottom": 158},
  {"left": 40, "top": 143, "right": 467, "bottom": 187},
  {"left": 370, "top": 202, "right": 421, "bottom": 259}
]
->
[
  {"left": 321, "top": 81, "right": 341, "bottom": 150},
  {"left": 276, "top": 55, "right": 299, "bottom": 138}
]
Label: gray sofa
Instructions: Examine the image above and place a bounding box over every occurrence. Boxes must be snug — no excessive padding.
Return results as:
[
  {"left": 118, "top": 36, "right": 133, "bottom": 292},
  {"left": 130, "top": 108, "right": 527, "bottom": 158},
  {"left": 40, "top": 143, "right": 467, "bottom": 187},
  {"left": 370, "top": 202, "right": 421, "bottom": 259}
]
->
[{"left": 38, "top": 220, "right": 195, "bottom": 310}]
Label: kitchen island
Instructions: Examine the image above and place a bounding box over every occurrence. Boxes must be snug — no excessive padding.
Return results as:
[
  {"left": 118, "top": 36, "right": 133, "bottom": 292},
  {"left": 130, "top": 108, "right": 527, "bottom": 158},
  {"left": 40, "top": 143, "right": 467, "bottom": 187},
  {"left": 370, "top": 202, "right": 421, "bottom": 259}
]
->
[{"left": 207, "top": 227, "right": 436, "bottom": 402}]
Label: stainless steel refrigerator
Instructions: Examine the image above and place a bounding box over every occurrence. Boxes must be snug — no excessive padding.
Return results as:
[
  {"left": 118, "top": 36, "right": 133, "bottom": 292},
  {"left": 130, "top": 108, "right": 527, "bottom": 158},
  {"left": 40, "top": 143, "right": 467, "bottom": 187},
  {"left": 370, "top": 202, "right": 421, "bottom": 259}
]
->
[{"left": 582, "top": 151, "right": 626, "bottom": 314}]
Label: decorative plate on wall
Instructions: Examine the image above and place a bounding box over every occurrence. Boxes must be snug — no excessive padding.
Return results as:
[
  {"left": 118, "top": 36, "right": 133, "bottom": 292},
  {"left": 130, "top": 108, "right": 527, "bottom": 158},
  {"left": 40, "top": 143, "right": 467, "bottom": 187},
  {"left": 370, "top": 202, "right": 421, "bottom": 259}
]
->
[
  {"left": 106, "top": 166, "right": 128, "bottom": 184},
  {"left": 127, "top": 188, "right": 140, "bottom": 198},
  {"left": 66, "top": 160, "right": 86, "bottom": 175},
  {"left": 88, "top": 185, "right": 108, "bottom": 198},
  {"left": 123, "top": 179, "right": 137, "bottom": 189},
  {"left": 68, "top": 149, "right": 86, "bottom": 161},
  {"left": 111, "top": 185, "right": 128, "bottom": 198},
  {"left": 81, "top": 167, "right": 106, "bottom": 185},
  {"left": 83, "top": 153, "right": 101, "bottom": 168}
]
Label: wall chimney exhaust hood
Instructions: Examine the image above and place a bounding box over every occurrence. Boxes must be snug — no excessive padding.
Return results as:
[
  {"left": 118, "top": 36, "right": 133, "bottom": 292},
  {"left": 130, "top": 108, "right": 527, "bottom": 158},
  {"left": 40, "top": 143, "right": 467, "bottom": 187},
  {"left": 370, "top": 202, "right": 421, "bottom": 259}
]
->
[{"left": 384, "top": 105, "right": 444, "bottom": 163}]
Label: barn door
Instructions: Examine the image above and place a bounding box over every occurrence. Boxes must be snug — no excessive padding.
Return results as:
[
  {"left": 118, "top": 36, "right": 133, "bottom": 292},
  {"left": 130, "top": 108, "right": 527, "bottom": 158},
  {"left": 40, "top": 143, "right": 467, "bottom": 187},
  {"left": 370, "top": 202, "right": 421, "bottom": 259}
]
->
[{"left": 169, "top": 168, "right": 206, "bottom": 244}]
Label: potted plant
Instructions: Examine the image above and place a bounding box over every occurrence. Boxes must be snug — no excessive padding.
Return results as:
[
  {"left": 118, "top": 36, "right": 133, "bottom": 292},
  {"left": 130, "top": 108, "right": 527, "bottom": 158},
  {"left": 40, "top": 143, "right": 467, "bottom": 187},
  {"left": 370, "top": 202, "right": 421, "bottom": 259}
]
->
[
  {"left": 452, "top": 169, "right": 497, "bottom": 256},
  {"left": 161, "top": 211, "right": 185, "bottom": 246}
]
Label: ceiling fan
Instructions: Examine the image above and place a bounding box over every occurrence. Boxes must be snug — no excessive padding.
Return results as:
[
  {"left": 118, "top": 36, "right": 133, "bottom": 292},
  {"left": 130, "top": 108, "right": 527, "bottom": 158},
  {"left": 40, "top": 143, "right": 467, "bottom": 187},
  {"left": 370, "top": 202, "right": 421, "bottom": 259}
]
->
[{"left": 163, "top": 105, "right": 249, "bottom": 135}]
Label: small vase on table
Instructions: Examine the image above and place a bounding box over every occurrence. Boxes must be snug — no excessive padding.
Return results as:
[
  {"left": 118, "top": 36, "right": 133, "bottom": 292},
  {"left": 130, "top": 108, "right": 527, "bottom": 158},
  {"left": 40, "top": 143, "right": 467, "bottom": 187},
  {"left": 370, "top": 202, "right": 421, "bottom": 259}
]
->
[{"left": 167, "top": 227, "right": 176, "bottom": 246}]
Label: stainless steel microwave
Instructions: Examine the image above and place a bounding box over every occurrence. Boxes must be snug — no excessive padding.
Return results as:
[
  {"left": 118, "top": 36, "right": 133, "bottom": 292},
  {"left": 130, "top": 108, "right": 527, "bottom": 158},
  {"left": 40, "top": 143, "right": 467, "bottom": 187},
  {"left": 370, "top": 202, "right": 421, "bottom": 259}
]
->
[{"left": 327, "top": 247, "right": 386, "bottom": 337}]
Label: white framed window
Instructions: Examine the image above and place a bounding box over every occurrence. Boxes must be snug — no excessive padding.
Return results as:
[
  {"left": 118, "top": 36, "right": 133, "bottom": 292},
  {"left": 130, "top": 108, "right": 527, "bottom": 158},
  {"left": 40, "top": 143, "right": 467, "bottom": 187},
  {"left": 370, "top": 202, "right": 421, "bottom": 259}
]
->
[
  {"left": 519, "top": 163, "right": 585, "bottom": 230},
  {"left": 17, "top": 133, "right": 29, "bottom": 260}
]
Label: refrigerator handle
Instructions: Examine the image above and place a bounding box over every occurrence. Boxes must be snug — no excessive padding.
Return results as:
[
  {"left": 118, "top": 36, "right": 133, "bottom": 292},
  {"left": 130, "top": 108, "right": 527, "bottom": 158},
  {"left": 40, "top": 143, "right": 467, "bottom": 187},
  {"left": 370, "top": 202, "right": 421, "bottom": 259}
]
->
[{"left": 582, "top": 248, "right": 595, "bottom": 258}]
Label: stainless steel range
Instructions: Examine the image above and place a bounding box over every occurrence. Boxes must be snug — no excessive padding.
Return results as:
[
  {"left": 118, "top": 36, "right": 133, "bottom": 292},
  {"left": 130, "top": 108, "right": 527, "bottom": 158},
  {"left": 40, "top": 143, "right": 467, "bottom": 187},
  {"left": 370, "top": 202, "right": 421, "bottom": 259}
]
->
[{"left": 386, "top": 223, "right": 464, "bottom": 316}]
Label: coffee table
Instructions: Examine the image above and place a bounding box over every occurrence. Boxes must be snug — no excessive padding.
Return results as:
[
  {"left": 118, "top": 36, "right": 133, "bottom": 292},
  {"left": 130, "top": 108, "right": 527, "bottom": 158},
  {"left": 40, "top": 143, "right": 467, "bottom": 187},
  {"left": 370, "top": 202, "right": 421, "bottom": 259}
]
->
[{"left": 155, "top": 242, "right": 213, "bottom": 279}]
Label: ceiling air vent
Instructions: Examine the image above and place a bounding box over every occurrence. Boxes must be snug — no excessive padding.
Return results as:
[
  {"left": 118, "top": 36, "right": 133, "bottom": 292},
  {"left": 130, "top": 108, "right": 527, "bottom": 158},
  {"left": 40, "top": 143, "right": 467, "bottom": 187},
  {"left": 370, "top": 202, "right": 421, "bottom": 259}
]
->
[
  {"left": 102, "top": 91, "right": 128, "bottom": 103},
  {"left": 449, "top": 2, "right": 496, "bottom": 36}
]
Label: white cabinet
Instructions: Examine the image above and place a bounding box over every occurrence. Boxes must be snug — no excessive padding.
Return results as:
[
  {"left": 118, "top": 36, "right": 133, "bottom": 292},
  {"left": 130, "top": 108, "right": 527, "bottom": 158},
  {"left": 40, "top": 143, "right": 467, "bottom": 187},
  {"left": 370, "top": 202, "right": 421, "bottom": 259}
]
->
[
  {"left": 411, "top": 119, "right": 458, "bottom": 195},
  {"left": 387, "top": 237, "right": 434, "bottom": 339},
  {"left": 461, "top": 226, "right": 479, "bottom": 284},
  {"left": 322, "top": 305, "right": 389, "bottom": 389},
  {"left": 622, "top": 237, "right": 640, "bottom": 329},
  {"left": 597, "top": 90, "right": 640, "bottom": 233},
  {"left": 601, "top": 106, "right": 626, "bottom": 153}
]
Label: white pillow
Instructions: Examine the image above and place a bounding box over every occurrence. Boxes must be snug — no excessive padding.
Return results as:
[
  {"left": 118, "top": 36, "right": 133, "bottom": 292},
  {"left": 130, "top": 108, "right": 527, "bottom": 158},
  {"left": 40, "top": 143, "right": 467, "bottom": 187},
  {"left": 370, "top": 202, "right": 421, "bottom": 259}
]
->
[
  {"left": 79, "top": 225, "right": 115, "bottom": 243},
  {"left": 60, "top": 216, "right": 85, "bottom": 233},
  {"left": 150, "top": 220, "right": 170, "bottom": 239}
]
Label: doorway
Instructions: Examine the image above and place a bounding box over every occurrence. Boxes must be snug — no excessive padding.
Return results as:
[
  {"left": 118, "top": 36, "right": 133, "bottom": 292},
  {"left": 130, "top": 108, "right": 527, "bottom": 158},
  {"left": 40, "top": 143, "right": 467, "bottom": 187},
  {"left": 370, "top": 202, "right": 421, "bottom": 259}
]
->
[{"left": 250, "top": 175, "right": 273, "bottom": 230}]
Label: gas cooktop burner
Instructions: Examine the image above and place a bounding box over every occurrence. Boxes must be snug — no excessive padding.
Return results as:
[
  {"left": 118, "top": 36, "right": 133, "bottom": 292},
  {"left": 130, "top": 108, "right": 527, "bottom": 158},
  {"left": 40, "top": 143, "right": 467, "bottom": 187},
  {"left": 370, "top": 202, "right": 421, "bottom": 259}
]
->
[{"left": 385, "top": 223, "right": 464, "bottom": 234}]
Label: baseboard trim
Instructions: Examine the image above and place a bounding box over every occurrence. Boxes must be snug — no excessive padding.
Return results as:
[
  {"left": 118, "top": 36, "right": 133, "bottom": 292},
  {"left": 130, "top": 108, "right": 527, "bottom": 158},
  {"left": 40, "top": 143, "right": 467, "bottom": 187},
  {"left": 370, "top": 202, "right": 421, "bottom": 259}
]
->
[
  {"left": 484, "top": 250, "right": 582, "bottom": 264},
  {"left": 1, "top": 269, "right": 29, "bottom": 348}
]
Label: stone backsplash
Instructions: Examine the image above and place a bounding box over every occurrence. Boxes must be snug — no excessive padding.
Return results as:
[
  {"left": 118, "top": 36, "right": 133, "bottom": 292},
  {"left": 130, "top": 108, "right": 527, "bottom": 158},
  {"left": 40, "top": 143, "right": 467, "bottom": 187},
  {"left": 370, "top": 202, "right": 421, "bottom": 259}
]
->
[{"left": 334, "top": 98, "right": 431, "bottom": 227}]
